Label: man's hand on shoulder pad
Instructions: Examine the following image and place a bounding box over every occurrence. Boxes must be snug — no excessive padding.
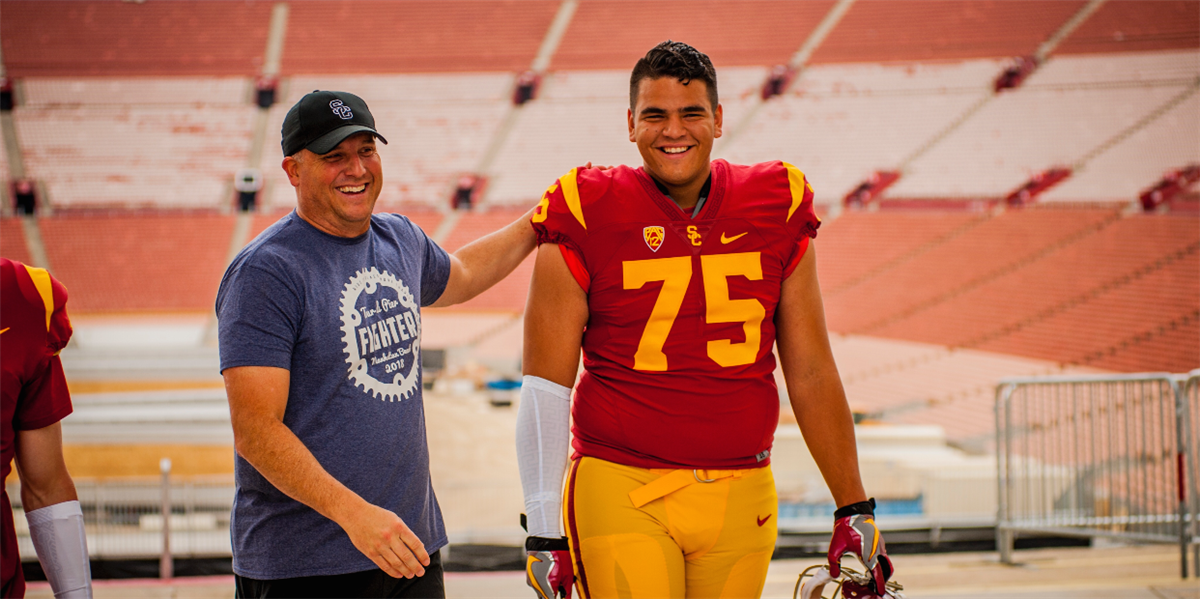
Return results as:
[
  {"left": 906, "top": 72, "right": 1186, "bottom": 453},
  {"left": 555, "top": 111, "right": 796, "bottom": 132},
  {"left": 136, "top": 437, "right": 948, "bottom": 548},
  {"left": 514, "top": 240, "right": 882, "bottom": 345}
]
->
[
  {"left": 525, "top": 536, "right": 573, "bottom": 599},
  {"left": 828, "top": 499, "right": 894, "bottom": 596}
]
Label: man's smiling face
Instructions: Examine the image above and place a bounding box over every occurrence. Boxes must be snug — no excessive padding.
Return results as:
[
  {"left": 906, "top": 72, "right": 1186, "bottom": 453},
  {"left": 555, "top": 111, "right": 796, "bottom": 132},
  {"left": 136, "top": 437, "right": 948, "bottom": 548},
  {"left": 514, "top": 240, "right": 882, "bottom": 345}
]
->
[
  {"left": 628, "top": 76, "right": 723, "bottom": 200},
  {"left": 285, "top": 131, "right": 383, "bottom": 237}
]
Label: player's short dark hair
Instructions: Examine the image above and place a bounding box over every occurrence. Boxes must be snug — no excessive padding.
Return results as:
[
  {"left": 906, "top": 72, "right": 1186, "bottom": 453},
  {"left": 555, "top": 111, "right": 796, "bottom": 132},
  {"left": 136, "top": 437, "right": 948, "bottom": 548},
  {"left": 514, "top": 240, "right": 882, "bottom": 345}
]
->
[{"left": 629, "top": 40, "right": 718, "bottom": 112}]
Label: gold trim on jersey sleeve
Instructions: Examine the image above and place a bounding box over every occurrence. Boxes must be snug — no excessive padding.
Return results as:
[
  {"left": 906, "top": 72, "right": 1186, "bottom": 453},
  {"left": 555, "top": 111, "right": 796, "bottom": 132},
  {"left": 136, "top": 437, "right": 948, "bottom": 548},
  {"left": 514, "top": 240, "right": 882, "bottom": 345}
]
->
[
  {"left": 24, "top": 265, "right": 54, "bottom": 331},
  {"left": 782, "top": 162, "right": 813, "bottom": 223},
  {"left": 559, "top": 168, "right": 586, "bottom": 230}
]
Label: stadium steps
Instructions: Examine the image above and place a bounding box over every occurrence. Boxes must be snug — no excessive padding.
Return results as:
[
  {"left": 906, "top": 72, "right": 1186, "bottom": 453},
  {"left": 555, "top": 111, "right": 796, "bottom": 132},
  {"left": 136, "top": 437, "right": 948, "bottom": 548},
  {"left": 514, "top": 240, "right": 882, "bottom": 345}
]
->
[
  {"left": 1052, "top": 0, "right": 1200, "bottom": 55},
  {"left": 955, "top": 240, "right": 1200, "bottom": 351},
  {"left": 715, "top": 0, "right": 855, "bottom": 152},
  {"left": 974, "top": 249, "right": 1200, "bottom": 372},
  {"left": 867, "top": 211, "right": 1200, "bottom": 351},
  {"left": 472, "top": 0, "right": 579, "bottom": 206},
  {"left": 551, "top": 0, "right": 832, "bottom": 70},
  {"left": 850, "top": 206, "right": 1124, "bottom": 335},
  {"left": 281, "top": 1, "right": 558, "bottom": 74},
  {"left": 18, "top": 217, "right": 51, "bottom": 272},
  {"left": 1071, "top": 77, "right": 1200, "bottom": 171},
  {"left": 808, "top": 0, "right": 1086, "bottom": 64},
  {"left": 0, "top": 0, "right": 272, "bottom": 77},
  {"left": 896, "top": 93, "right": 994, "bottom": 172},
  {"left": 40, "top": 213, "right": 235, "bottom": 313},
  {"left": 1079, "top": 308, "right": 1199, "bottom": 371}
]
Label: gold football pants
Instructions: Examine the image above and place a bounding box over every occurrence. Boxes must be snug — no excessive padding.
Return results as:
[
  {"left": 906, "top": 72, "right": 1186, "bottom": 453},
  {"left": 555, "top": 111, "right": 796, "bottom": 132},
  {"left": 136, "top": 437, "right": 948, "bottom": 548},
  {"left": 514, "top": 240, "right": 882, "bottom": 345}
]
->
[{"left": 564, "top": 456, "right": 778, "bottom": 599}]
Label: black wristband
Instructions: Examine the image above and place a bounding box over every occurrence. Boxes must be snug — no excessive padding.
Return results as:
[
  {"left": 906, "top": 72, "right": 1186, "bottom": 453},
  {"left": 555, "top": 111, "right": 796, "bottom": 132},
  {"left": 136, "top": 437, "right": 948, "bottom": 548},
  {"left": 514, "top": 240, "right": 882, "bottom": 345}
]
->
[
  {"left": 525, "top": 536, "right": 570, "bottom": 552},
  {"left": 834, "top": 498, "right": 876, "bottom": 520}
]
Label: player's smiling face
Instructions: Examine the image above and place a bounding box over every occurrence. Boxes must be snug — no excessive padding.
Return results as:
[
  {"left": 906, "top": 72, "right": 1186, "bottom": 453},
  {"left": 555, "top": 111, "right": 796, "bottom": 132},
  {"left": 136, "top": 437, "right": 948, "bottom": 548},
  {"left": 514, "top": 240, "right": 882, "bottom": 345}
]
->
[
  {"left": 629, "top": 76, "right": 723, "bottom": 205},
  {"left": 286, "top": 132, "right": 382, "bottom": 237}
]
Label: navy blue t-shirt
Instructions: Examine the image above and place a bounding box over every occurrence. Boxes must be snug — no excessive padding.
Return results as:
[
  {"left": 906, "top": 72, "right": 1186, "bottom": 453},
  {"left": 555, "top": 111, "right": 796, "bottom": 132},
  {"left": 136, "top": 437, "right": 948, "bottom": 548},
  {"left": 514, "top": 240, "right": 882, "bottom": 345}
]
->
[{"left": 216, "top": 211, "right": 451, "bottom": 579}]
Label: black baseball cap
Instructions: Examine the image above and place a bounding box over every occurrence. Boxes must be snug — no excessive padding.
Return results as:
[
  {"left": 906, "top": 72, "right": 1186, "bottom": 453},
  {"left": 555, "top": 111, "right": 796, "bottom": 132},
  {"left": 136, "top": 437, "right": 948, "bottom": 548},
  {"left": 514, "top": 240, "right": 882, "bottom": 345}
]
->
[{"left": 281, "top": 90, "right": 388, "bottom": 156}]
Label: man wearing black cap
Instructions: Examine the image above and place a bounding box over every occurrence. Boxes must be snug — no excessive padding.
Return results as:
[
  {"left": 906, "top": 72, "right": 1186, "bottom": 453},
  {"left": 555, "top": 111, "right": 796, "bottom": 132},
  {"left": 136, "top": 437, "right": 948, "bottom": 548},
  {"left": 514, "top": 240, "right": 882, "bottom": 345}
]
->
[{"left": 216, "top": 90, "right": 537, "bottom": 598}]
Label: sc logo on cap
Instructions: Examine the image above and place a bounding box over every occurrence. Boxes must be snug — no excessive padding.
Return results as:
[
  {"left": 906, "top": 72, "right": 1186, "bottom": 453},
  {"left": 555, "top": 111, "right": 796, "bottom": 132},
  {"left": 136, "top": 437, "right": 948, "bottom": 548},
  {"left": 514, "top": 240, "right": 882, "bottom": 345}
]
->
[{"left": 330, "top": 99, "right": 353, "bottom": 120}]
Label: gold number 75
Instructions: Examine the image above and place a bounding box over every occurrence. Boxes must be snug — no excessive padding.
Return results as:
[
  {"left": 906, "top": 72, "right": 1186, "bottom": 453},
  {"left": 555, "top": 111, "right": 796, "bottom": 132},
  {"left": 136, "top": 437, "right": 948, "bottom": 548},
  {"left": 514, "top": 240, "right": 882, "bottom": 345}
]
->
[{"left": 622, "top": 252, "right": 765, "bottom": 371}]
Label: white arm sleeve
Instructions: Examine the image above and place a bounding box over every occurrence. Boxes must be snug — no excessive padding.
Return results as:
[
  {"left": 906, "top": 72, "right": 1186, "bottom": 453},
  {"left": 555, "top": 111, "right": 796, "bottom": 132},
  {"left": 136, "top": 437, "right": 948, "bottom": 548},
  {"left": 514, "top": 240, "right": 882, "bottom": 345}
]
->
[
  {"left": 516, "top": 375, "right": 573, "bottom": 539},
  {"left": 26, "top": 500, "right": 93, "bottom": 599}
]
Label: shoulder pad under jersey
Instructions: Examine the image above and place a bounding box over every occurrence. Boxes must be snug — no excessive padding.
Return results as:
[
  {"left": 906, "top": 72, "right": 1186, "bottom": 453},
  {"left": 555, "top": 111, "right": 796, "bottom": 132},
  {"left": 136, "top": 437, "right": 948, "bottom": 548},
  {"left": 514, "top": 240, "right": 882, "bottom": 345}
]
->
[
  {"left": 775, "top": 161, "right": 821, "bottom": 240},
  {"left": 24, "top": 263, "right": 73, "bottom": 354},
  {"left": 531, "top": 165, "right": 622, "bottom": 249}
]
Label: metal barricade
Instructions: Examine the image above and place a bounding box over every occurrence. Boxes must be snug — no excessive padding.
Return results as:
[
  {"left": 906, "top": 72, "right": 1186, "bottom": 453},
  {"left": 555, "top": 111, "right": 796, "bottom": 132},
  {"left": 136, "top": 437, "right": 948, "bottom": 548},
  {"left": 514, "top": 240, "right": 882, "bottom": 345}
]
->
[
  {"left": 10, "top": 476, "right": 234, "bottom": 563},
  {"left": 996, "top": 373, "right": 1198, "bottom": 578},
  {"left": 1184, "top": 370, "right": 1200, "bottom": 577}
]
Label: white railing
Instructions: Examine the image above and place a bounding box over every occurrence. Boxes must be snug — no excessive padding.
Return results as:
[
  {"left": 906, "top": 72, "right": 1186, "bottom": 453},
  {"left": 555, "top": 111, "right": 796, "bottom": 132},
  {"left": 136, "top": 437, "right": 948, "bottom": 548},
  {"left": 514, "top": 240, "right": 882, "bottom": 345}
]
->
[
  {"left": 9, "top": 471, "right": 234, "bottom": 577},
  {"left": 995, "top": 372, "right": 1199, "bottom": 579}
]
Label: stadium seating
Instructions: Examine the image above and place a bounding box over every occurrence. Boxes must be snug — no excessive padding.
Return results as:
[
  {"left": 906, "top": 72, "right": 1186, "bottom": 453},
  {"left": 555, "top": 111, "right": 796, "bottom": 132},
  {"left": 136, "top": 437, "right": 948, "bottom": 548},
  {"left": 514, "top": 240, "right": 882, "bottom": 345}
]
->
[
  {"left": 0, "top": 130, "right": 9, "bottom": 208},
  {"left": 824, "top": 204, "right": 1123, "bottom": 332},
  {"left": 870, "top": 212, "right": 1199, "bottom": 350},
  {"left": 1053, "top": 0, "right": 1200, "bottom": 55},
  {"left": 888, "top": 52, "right": 1198, "bottom": 200},
  {"left": 810, "top": 1, "right": 1086, "bottom": 64},
  {"left": 814, "top": 209, "right": 987, "bottom": 293},
  {"left": 38, "top": 213, "right": 234, "bottom": 313},
  {"left": 0, "top": 0, "right": 1191, "bottom": 380},
  {"left": 720, "top": 59, "right": 1004, "bottom": 203},
  {"left": 1099, "top": 315, "right": 1199, "bottom": 372},
  {"left": 0, "top": 219, "right": 30, "bottom": 265},
  {"left": 483, "top": 70, "right": 641, "bottom": 204},
  {"left": 247, "top": 209, "right": 293, "bottom": 242},
  {"left": 828, "top": 334, "right": 1105, "bottom": 446},
  {"left": 258, "top": 74, "right": 514, "bottom": 211},
  {"left": 4, "top": 4, "right": 1198, "bottom": 566},
  {"left": 1041, "top": 84, "right": 1200, "bottom": 202},
  {"left": 483, "top": 67, "right": 743, "bottom": 203},
  {"left": 244, "top": 207, "right": 443, "bottom": 253},
  {"left": 487, "top": 66, "right": 775, "bottom": 204},
  {"left": 437, "top": 207, "right": 533, "bottom": 312},
  {"left": 17, "top": 78, "right": 254, "bottom": 210},
  {"left": 975, "top": 247, "right": 1199, "bottom": 373},
  {"left": 551, "top": 1, "right": 834, "bottom": 70},
  {"left": 282, "top": 1, "right": 559, "bottom": 74},
  {"left": 0, "top": 0, "right": 272, "bottom": 77},
  {"left": 422, "top": 311, "right": 518, "bottom": 349}
]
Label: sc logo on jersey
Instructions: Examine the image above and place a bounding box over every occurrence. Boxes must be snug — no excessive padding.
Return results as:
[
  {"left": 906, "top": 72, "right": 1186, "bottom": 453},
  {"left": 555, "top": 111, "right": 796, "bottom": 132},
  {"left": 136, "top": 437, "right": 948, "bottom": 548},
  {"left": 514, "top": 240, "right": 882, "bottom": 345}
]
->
[{"left": 330, "top": 99, "right": 353, "bottom": 120}]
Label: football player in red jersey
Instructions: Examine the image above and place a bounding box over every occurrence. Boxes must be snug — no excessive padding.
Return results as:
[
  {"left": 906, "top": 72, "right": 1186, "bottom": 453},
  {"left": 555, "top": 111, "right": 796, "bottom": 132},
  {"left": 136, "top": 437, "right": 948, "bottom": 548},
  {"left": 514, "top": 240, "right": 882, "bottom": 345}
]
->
[
  {"left": 515, "top": 41, "right": 893, "bottom": 599},
  {"left": 1, "top": 258, "right": 92, "bottom": 599}
]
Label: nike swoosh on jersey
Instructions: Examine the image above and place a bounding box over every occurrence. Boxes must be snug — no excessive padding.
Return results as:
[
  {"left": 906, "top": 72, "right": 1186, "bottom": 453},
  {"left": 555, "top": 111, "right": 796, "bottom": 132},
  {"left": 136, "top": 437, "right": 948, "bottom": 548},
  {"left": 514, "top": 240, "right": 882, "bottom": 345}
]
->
[
  {"left": 0, "top": 328, "right": 8, "bottom": 335},
  {"left": 720, "top": 231, "right": 748, "bottom": 244},
  {"left": 757, "top": 514, "right": 772, "bottom": 527}
]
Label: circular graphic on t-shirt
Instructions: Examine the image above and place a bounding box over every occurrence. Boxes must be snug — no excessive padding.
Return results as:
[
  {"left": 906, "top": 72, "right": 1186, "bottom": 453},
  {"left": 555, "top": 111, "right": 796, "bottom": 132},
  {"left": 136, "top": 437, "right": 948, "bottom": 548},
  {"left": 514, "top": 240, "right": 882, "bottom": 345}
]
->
[{"left": 339, "top": 267, "right": 421, "bottom": 402}]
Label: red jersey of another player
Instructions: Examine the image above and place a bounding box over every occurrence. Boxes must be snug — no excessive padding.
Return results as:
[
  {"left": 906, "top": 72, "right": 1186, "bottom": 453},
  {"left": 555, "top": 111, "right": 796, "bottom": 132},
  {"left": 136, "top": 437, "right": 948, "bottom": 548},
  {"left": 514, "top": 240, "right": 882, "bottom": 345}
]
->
[
  {"left": 1, "top": 258, "right": 74, "bottom": 598},
  {"left": 531, "top": 159, "right": 819, "bottom": 470}
]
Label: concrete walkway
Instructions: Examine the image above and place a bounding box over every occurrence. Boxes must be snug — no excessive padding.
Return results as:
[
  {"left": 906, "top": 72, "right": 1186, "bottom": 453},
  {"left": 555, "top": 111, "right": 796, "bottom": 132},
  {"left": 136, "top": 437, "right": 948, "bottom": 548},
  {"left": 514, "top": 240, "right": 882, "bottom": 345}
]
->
[{"left": 25, "top": 544, "right": 1199, "bottom": 598}]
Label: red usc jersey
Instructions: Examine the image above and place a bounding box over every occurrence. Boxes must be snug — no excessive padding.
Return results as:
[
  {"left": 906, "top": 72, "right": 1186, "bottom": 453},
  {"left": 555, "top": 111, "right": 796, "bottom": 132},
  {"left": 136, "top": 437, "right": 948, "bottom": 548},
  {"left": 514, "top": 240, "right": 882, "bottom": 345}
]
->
[
  {"left": 1, "top": 258, "right": 74, "bottom": 597},
  {"left": 531, "top": 159, "right": 820, "bottom": 469}
]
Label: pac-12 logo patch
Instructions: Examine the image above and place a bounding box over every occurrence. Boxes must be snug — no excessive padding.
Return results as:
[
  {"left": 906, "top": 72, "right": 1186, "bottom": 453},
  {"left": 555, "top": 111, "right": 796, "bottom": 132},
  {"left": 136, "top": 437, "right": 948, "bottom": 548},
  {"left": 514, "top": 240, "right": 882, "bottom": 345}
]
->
[{"left": 643, "top": 226, "right": 665, "bottom": 252}]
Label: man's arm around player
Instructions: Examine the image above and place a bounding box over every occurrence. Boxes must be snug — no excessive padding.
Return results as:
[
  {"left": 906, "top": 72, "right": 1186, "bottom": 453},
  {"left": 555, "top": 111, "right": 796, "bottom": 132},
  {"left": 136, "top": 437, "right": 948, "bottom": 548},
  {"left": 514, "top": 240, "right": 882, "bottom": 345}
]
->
[{"left": 225, "top": 215, "right": 539, "bottom": 580}]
